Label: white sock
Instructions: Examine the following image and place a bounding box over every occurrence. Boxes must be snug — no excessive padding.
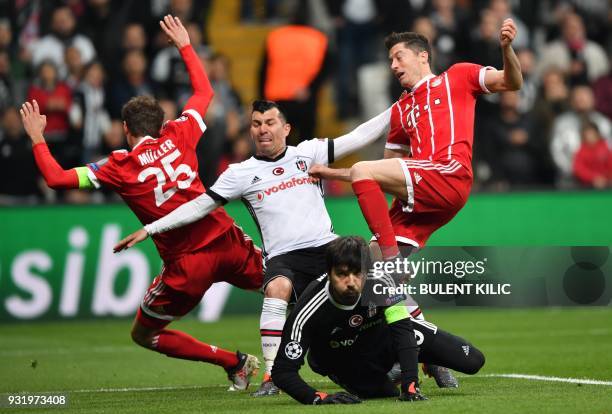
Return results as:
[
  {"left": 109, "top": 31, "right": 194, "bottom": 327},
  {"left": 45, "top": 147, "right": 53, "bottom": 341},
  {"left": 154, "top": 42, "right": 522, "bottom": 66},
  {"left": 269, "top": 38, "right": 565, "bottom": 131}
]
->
[
  {"left": 407, "top": 305, "right": 425, "bottom": 321},
  {"left": 260, "top": 297, "right": 288, "bottom": 376}
]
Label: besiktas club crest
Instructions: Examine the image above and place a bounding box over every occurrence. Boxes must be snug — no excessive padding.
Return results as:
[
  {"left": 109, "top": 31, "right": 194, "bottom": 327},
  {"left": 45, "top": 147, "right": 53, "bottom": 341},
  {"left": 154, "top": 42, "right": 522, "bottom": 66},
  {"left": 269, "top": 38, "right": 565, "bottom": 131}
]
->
[{"left": 296, "top": 159, "right": 307, "bottom": 172}]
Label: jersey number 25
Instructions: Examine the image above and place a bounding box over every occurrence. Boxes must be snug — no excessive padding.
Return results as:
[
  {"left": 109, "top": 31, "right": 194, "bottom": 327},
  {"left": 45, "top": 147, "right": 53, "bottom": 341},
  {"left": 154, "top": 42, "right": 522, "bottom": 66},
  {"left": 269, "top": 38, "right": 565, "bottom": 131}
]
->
[{"left": 137, "top": 149, "right": 196, "bottom": 207}]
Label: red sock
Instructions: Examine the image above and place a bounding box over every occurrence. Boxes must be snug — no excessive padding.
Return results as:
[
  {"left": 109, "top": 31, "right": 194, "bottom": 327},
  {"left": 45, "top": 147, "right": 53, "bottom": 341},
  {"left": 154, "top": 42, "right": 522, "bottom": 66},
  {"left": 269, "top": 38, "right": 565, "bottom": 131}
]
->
[
  {"left": 352, "top": 179, "right": 399, "bottom": 259},
  {"left": 154, "top": 329, "right": 239, "bottom": 369}
]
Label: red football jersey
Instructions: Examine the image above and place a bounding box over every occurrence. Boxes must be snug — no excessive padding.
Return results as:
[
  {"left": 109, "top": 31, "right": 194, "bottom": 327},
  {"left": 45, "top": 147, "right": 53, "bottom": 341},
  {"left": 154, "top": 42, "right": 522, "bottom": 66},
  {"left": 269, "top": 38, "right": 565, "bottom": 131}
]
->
[
  {"left": 386, "top": 63, "right": 493, "bottom": 172},
  {"left": 87, "top": 110, "right": 233, "bottom": 261}
]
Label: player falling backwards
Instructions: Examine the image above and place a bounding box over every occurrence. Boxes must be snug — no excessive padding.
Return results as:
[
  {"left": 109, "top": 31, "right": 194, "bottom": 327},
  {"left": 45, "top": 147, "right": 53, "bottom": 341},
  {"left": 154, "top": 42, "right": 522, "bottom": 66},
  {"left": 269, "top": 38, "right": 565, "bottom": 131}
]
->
[
  {"left": 310, "top": 18, "right": 523, "bottom": 261},
  {"left": 272, "top": 236, "right": 485, "bottom": 405},
  {"left": 20, "top": 15, "right": 261, "bottom": 390}
]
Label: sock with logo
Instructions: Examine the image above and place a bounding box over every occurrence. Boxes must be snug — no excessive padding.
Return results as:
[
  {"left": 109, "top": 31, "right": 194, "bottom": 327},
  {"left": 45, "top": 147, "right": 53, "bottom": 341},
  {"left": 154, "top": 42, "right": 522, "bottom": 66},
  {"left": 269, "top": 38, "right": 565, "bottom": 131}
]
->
[
  {"left": 154, "top": 329, "right": 238, "bottom": 369},
  {"left": 260, "top": 297, "right": 288, "bottom": 377},
  {"left": 352, "top": 179, "right": 399, "bottom": 259}
]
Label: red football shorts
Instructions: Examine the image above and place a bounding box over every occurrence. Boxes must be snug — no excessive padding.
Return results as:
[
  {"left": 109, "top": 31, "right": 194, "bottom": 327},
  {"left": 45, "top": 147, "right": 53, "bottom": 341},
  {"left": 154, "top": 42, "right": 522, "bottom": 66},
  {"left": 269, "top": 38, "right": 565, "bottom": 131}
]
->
[
  {"left": 137, "top": 224, "right": 262, "bottom": 328},
  {"left": 388, "top": 158, "right": 472, "bottom": 248}
]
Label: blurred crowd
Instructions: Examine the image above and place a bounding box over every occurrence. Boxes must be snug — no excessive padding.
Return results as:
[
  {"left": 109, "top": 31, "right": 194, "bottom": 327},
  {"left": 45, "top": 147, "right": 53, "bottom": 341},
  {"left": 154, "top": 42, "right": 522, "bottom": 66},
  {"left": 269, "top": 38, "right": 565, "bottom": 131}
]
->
[{"left": 0, "top": 0, "right": 611, "bottom": 205}]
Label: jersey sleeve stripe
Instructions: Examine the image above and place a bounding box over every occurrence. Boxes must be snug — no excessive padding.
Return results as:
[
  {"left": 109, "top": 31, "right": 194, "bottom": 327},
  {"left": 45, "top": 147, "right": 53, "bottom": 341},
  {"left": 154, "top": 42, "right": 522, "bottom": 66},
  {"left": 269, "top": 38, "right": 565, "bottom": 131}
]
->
[
  {"left": 183, "top": 109, "right": 207, "bottom": 133},
  {"left": 327, "top": 138, "right": 334, "bottom": 164},
  {"left": 291, "top": 289, "right": 325, "bottom": 340},
  {"left": 290, "top": 289, "right": 327, "bottom": 342},
  {"left": 478, "top": 66, "right": 495, "bottom": 94},
  {"left": 295, "top": 294, "right": 327, "bottom": 342},
  {"left": 207, "top": 189, "right": 228, "bottom": 204},
  {"left": 86, "top": 167, "right": 101, "bottom": 189}
]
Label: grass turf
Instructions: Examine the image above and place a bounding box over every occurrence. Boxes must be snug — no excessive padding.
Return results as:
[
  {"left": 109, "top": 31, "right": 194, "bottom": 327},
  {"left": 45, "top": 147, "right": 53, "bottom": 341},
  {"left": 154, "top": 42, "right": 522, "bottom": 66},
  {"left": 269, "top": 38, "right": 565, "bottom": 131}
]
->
[{"left": 1, "top": 308, "right": 611, "bottom": 413}]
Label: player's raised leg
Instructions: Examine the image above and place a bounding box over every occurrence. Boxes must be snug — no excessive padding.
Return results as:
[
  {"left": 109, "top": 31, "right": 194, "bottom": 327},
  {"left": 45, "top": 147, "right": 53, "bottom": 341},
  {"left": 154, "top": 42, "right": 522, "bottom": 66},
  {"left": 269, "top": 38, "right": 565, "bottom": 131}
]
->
[{"left": 350, "top": 159, "right": 407, "bottom": 260}]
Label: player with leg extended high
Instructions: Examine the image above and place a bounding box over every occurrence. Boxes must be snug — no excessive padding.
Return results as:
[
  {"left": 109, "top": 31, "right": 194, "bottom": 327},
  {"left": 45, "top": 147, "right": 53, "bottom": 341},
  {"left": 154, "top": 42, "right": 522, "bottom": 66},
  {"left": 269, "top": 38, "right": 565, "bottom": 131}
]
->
[
  {"left": 308, "top": 18, "right": 522, "bottom": 387},
  {"left": 20, "top": 15, "right": 261, "bottom": 389},
  {"left": 272, "top": 236, "right": 485, "bottom": 405}
]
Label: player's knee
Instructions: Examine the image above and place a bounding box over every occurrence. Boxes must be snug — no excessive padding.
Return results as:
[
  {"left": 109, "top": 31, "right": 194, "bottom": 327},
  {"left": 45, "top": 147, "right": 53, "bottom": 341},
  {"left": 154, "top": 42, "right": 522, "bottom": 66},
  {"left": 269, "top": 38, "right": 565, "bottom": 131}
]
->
[
  {"left": 130, "top": 327, "right": 147, "bottom": 348},
  {"left": 264, "top": 276, "right": 292, "bottom": 301},
  {"left": 130, "top": 323, "right": 156, "bottom": 349},
  {"left": 464, "top": 347, "right": 486, "bottom": 375},
  {"left": 350, "top": 161, "right": 372, "bottom": 182}
]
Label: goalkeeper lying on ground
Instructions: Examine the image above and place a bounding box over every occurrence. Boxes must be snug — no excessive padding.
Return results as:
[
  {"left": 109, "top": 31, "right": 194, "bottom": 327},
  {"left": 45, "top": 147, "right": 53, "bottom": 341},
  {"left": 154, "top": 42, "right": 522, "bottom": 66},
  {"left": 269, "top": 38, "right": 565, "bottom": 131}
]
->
[{"left": 272, "top": 236, "right": 485, "bottom": 404}]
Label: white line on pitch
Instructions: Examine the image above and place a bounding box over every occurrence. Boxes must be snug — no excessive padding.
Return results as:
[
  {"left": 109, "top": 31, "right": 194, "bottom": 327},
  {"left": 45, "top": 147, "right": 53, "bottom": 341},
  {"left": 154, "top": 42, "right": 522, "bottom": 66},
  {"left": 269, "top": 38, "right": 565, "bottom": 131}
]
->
[
  {"left": 71, "top": 385, "right": 204, "bottom": 393},
  {"left": 32, "top": 380, "right": 334, "bottom": 394},
  {"left": 12, "top": 374, "right": 612, "bottom": 395},
  {"left": 484, "top": 373, "right": 612, "bottom": 386}
]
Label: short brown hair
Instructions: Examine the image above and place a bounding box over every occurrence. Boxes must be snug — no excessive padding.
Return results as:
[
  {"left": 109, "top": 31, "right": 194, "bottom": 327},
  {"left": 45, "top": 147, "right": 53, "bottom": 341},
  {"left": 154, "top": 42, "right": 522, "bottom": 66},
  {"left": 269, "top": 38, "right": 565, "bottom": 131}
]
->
[
  {"left": 384, "top": 32, "right": 432, "bottom": 65},
  {"left": 121, "top": 96, "right": 164, "bottom": 137}
]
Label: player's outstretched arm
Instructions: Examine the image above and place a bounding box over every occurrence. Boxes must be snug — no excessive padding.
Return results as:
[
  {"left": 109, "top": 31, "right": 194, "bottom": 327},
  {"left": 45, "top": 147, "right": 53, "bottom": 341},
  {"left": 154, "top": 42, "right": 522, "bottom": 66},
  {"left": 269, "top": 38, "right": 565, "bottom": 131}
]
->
[
  {"left": 20, "top": 100, "right": 93, "bottom": 190},
  {"left": 113, "top": 228, "right": 149, "bottom": 253},
  {"left": 309, "top": 164, "right": 351, "bottom": 182},
  {"left": 113, "top": 192, "right": 222, "bottom": 252},
  {"left": 160, "top": 15, "right": 214, "bottom": 116},
  {"left": 484, "top": 18, "right": 523, "bottom": 93},
  {"left": 332, "top": 106, "right": 392, "bottom": 160},
  {"left": 272, "top": 330, "right": 361, "bottom": 404}
]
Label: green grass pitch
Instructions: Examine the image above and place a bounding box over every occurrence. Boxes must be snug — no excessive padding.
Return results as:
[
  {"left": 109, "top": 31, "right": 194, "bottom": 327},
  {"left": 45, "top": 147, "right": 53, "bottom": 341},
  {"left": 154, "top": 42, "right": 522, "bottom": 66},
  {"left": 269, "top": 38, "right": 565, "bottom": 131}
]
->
[{"left": 1, "top": 308, "right": 611, "bottom": 413}]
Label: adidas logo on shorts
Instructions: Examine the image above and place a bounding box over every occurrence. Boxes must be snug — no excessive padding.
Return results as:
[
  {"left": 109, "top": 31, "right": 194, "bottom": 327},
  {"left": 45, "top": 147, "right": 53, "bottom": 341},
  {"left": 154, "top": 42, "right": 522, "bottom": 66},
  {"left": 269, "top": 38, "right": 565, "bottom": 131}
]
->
[{"left": 414, "top": 172, "right": 422, "bottom": 185}]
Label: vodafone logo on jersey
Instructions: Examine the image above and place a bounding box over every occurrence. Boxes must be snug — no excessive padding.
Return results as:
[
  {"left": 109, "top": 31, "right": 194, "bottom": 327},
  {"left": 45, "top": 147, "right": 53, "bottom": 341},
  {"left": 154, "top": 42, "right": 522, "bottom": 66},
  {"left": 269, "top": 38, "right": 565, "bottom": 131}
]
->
[
  {"left": 256, "top": 176, "right": 318, "bottom": 201},
  {"left": 273, "top": 167, "right": 284, "bottom": 176}
]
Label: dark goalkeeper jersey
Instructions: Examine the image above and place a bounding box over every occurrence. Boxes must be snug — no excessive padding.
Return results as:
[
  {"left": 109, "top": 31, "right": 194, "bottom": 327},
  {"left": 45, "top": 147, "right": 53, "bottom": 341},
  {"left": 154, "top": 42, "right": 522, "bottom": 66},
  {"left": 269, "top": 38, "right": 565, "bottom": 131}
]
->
[{"left": 272, "top": 276, "right": 417, "bottom": 404}]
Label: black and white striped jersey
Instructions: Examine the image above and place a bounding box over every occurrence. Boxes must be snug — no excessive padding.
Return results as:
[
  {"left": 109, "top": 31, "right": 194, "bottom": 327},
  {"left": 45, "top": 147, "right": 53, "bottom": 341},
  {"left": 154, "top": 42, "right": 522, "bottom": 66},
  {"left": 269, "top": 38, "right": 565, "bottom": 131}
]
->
[{"left": 272, "top": 276, "right": 417, "bottom": 404}]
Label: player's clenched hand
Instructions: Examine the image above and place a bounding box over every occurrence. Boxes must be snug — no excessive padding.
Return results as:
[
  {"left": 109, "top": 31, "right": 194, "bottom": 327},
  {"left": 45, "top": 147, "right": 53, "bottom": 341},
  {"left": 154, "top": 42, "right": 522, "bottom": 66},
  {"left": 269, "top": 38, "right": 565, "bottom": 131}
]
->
[
  {"left": 499, "top": 18, "right": 517, "bottom": 48},
  {"left": 314, "top": 392, "right": 362, "bottom": 405},
  {"left": 113, "top": 228, "right": 149, "bottom": 253},
  {"left": 308, "top": 164, "right": 332, "bottom": 180},
  {"left": 160, "top": 15, "right": 190, "bottom": 49},
  {"left": 20, "top": 100, "right": 47, "bottom": 144}
]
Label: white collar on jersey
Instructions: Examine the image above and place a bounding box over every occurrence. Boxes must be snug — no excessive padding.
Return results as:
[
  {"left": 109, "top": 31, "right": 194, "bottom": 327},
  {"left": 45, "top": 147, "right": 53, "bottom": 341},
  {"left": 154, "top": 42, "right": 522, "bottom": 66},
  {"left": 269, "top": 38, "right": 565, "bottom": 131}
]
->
[
  {"left": 326, "top": 281, "right": 360, "bottom": 310},
  {"left": 132, "top": 135, "right": 155, "bottom": 150},
  {"left": 411, "top": 74, "right": 436, "bottom": 92}
]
